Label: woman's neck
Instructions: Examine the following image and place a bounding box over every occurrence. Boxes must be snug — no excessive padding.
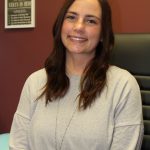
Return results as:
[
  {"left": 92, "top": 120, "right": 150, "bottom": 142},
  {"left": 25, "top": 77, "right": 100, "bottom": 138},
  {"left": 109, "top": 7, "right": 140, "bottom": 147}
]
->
[{"left": 66, "top": 53, "right": 94, "bottom": 76}]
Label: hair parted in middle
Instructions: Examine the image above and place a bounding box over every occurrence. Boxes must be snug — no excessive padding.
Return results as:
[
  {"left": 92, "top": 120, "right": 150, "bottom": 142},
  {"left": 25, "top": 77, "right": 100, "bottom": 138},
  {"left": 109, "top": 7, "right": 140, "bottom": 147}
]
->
[{"left": 40, "top": 0, "right": 114, "bottom": 110}]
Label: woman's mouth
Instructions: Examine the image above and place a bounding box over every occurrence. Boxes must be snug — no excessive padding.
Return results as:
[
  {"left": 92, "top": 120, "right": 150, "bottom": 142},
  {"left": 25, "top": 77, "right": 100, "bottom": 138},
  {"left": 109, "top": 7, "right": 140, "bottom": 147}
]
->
[{"left": 68, "top": 35, "right": 87, "bottom": 42}]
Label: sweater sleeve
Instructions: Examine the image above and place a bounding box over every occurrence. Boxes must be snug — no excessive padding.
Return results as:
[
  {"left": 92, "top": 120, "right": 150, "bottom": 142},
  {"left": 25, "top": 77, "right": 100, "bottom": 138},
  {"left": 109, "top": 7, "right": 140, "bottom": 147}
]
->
[
  {"left": 110, "top": 73, "right": 144, "bottom": 150},
  {"left": 110, "top": 124, "right": 143, "bottom": 150},
  {"left": 9, "top": 74, "right": 39, "bottom": 150}
]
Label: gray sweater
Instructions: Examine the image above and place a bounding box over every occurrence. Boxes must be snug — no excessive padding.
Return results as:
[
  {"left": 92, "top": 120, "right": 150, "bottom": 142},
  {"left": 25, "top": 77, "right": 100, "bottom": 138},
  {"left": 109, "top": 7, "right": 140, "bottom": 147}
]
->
[{"left": 9, "top": 66, "right": 143, "bottom": 150}]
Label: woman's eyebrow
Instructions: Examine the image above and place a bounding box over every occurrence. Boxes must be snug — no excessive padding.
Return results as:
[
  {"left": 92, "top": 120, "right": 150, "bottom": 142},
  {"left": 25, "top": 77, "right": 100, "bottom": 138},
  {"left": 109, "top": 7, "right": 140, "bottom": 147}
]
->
[
  {"left": 66, "top": 11, "right": 78, "bottom": 15},
  {"left": 66, "top": 11, "right": 101, "bottom": 21},
  {"left": 85, "top": 15, "right": 101, "bottom": 21}
]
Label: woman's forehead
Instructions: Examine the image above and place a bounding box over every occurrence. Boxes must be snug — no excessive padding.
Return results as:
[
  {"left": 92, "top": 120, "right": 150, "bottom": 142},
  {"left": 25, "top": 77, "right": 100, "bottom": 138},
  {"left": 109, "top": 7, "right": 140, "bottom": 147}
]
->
[{"left": 67, "top": 0, "right": 102, "bottom": 17}]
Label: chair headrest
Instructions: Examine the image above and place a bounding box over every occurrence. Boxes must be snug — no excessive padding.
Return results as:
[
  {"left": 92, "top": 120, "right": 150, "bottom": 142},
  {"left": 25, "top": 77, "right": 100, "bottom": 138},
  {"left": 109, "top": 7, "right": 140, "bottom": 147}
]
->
[{"left": 110, "top": 34, "right": 150, "bottom": 75}]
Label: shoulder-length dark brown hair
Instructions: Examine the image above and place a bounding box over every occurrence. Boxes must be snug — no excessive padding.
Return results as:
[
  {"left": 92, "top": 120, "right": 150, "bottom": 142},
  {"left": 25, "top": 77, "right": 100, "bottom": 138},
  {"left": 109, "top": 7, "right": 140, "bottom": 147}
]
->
[{"left": 41, "top": 0, "right": 114, "bottom": 110}]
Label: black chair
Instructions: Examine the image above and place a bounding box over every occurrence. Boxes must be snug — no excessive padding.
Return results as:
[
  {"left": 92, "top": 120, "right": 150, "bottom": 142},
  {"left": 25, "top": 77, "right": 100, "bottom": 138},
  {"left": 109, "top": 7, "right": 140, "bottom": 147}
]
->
[{"left": 110, "top": 34, "right": 150, "bottom": 150}]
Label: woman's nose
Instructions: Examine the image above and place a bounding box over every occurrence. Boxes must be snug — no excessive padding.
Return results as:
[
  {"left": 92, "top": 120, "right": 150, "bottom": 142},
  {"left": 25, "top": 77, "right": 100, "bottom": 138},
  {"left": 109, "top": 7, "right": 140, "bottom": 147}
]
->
[{"left": 73, "top": 19, "right": 85, "bottom": 32}]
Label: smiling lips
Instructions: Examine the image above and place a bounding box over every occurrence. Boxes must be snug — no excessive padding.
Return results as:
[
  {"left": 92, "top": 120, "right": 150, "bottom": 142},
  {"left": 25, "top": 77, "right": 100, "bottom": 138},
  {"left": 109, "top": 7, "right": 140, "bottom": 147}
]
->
[{"left": 68, "top": 35, "right": 88, "bottom": 42}]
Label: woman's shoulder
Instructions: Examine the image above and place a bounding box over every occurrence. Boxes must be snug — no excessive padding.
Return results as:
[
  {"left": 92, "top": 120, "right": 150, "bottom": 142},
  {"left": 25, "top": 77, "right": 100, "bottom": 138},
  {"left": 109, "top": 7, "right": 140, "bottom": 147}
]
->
[
  {"left": 106, "top": 66, "right": 141, "bottom": 105},
  {"left": 29, "top": 68, "right": 46, "bottom": 79},
  {"left": 107, "top": 65, "right": 138, "bottom": 87},
  {"left": 108, "top": 65, "right": 134, "bottom": 79},
  {"left": 25, "top": 68, "right": 47, "bottom": 87}
]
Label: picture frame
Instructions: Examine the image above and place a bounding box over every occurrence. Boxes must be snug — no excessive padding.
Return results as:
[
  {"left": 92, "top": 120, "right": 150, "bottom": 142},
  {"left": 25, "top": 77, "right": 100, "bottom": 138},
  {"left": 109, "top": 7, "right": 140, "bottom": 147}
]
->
[{"left": 5, "top": 0, "right": 35, "bottom": 29}]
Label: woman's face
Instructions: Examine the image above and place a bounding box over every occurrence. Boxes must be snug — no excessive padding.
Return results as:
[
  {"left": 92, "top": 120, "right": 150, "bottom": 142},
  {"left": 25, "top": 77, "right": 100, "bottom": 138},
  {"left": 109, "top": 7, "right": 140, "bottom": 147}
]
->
[{"left": 61, "top": 0, "right": 102, "bottom": 57}]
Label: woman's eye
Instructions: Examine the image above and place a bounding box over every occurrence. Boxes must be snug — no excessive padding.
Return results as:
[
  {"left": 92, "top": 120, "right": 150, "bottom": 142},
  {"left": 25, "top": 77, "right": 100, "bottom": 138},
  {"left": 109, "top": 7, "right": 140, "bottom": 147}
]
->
[
  {"left": 65, "top": 15, "right": 76, "bottom": 21},
  {"left": 86, "top": 19, "right": 97, "bottom": 24}
]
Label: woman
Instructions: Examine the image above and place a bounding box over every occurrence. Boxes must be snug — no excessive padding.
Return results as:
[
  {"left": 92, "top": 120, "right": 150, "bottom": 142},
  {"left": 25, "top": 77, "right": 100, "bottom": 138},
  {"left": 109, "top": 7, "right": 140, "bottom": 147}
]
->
[{"left": 9, "top": 0, "right": 143, "bottom": 149}]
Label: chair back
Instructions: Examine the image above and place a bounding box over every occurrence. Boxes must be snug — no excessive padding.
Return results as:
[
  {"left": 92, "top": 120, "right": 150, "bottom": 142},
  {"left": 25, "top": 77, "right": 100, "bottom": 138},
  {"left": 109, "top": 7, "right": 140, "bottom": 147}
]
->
[{"left": 110, "top": 34, "right": 150, "bottom": 150}]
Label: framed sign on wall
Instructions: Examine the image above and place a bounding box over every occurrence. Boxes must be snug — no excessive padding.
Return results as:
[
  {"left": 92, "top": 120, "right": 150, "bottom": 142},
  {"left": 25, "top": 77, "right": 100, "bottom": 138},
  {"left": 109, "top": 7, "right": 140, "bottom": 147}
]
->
[{"left": 5, "top": 0, "right": 35, "bottom": 29}]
